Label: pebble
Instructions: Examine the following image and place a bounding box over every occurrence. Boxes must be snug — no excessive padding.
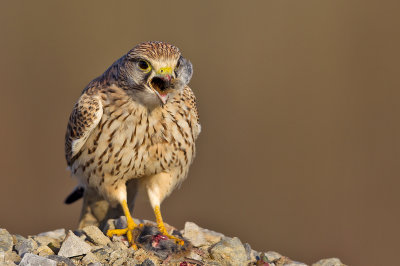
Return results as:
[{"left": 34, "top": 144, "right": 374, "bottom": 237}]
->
[
  {"left": 58, "top": 230, "right": 92, "bottom": 257},
  {"left": 82, "top": 225, "right": 111, "bottom": 246},
  {"left": 15, "top": 238, "right": 38, "bottom": 257},
  {"left": 0, "top": 229, "right": 13, "bottom": 253},
  {"left": 37, "top": 229, "right": 66, "bottom": 240},
  {"left": 36, "top": 245, "right": 55, "bottom": 256},
  {"left": 0, "top": 220, "right": 346, "bottom": 265},
  {"left": 312, "top": 258, "right": 346, "bottom": 266},
  {"left": 19, "top": 253, "right": 57, "bottom": 266},
  {"left": 182, "top": 222, "right": 224, "bottom": 247},
  {"left": 209, "top": 237, "right": 248, "bottom": 266},
  {"left": 82, "top": 251, "right": 99, "bottom": 264},
  {"left": 46, "top": 255, "right": 76, "bottom": 266}
]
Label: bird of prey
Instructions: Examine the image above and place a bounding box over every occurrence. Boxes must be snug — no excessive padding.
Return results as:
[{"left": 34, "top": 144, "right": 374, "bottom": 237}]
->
[{"left": 64, "top": 41, "right": 200, "bottom": 249}]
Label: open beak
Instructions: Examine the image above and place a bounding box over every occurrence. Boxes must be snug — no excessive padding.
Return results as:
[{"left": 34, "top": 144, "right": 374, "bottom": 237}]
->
[{"left": 149, "top": 69, "right": 173, "bottom": 105}]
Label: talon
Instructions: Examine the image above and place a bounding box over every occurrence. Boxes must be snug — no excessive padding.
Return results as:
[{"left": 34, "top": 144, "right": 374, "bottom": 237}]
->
[{"left": 106, "top": 200, "right": 140, "bottom": 249}]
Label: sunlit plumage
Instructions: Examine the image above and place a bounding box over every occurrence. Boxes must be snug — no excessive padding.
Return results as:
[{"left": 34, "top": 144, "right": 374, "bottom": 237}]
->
[{"left": 64, "top": 41, "right": 200, "bottom": 248}]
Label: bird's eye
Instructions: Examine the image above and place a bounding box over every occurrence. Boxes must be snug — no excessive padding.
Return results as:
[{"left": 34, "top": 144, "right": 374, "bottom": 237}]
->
[
  {"left": 176, "top": 59, "right": 181, "bottom": 68},
  {"left": 138, "top": 60, "right": 150, "bottom": 71}
]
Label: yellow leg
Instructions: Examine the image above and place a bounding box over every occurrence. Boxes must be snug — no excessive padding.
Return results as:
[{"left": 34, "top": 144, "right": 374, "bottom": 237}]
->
[
  {"left": 154, "top": 205, "right": 184, "bottom": 245},
  {"left": 106, "top": 200, "right": 139, "bottom": 250}
]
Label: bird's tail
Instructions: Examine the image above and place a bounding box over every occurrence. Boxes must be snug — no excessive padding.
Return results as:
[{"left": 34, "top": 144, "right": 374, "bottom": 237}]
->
[{"left": 64, "top": 186, "right": 85, "bottom": 204}]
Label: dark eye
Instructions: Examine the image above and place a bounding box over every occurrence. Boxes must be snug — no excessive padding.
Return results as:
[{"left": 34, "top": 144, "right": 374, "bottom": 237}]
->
[
  {"left": 176, "top": 59, "right": 181, "bottom": 68},
  {"left": 138, "top": 60, "right": 149, "bottom": 70}
]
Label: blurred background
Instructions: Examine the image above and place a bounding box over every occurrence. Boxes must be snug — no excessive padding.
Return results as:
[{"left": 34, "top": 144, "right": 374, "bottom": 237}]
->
[{"left": 0, "top": 1, "right": 399, "bottom": 265}]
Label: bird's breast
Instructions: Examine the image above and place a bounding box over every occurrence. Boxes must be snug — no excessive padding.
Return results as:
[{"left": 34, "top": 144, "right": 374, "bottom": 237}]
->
[{"left": 75, "top": 97, "right": 197, "bottom": 184}]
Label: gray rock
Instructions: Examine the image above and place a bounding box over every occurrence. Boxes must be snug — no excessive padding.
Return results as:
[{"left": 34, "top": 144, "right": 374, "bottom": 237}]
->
[
  {"left": 32, "top": 235, "right": 60, "bottom": 247},
  {"left": 138, "top": 258, "right": 155, "bottom": 266},
  {"left": 58, "top": 230, "right": 92, "bottom": 257},
  {"left": 183, "top": 222, "right": 224, "bottom": 247},
  {"left": 15, "top": 238, "right": 38, "bottom": 257},
  {"left": 46, "top": 255, "right": 75, "bottom": 266},
  {"left": 0, "top": 250, "right": 17, "bottom": 266},
  {"left": 36, "top": 245, "right": 54, "bottom": 256},
  {"left": 109, "top": 249, "right": 128, "bottom": 264},
  {"left": 115, "top": 216, "right": 128, "bottom": 229},
  {"left": 265, "top": 251, "right": 283, "bottom": 261},
  {"left": 12, "top": 234, "right": 26, "bottom": 247},
  {"left": 82, "top": 225, "right": 111, "bottom": 246},
  {"left": 209, "top": 237, "right": 248, "bottom": 266},
  {"left": 312, "top": 258, "right": 346, "bottom": 266},
  {"left": 82, "top": 252, "right": 99, "bottom": 264},
  {"left": 92, "top": 247, "right": 113, "bottom": 264},
  {"left": 88, "top": 263, "right": 102, "bottom": 266},
  {"left": 244, "top": 243, "right": 259, "bottom": 262},
  {"left": 0, "top": 229, "right": 13, "bottom": 253},
  {"left": 284, "top": 262, "right": 308, "bottom": 266},
  {"left": 19, "top": 253, "right": 57, "bottom": 266},
  {"left": 37, "top": 229, "right": 66, "bottom": 240},
  {"left": 3, "top": 251, "right": 21, "bottom": 264}
]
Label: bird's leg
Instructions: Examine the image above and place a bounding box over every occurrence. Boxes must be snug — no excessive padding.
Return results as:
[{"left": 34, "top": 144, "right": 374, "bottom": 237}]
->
[
  {"left": 106, "top": 200, "right": 139, "bottom": 250},
  {"left": 145, "top": 172, "right": 185, "bottom": 245},
  {"left": 154, "top": 205, "right": 184, "bottom": 245}
]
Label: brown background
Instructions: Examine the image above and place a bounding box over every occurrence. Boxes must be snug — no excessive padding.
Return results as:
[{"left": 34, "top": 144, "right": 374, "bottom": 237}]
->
[{"left": 0, "top": 1, "right": 399, "bottom": 265}]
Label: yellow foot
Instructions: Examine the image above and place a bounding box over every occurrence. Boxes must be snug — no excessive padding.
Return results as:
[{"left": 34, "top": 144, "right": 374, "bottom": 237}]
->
[
  {"left": 107, "top": 228, "right": 138, "bottom": 250},
  {"left": 160, "top": 230, "right": 185, "bottom": 246},
  {"left": 106, "top": 200, "right": 140, "bottom": 250},
  {"left": 154, "top": 205, "right": 185, "bottom": 246}
]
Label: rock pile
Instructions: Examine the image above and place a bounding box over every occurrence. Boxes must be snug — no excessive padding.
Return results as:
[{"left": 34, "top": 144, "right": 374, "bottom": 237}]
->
[{"left": 0, "top": 219, "right": 345, "bottom": 265}]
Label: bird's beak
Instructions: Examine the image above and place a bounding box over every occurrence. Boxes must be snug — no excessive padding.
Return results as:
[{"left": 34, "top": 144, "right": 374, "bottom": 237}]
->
[{"left": 149, "top": 67, "right": 174, "bottom": 105}]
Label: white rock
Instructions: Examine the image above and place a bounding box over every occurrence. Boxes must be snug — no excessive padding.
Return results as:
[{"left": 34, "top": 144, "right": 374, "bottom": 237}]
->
[
  {"left": 37, "top": 229, "right": 66, "bottom": 240},
  {"left": 183, "top": 222, "right": 224, "bottom": 247},
  {"left": 0, "top": 229, "right": 13, "bottom": 253},
  {"left": 82, "top": 225, "right": 111, "bottom": 246},
  {"left": 15, "top": 238, "right": 38, "bottom": 257},
  {"left": 210, "top": 237, "right": 248, "bottom": 266},
  {"left": 312, "top": 258, "right": 346, "bottom": 266},
  {"left": 58, "top": 230, "right": 92, "bottom": 257},
  {"left": 19, "top": 253, "right": 57, "bottom": 266}
]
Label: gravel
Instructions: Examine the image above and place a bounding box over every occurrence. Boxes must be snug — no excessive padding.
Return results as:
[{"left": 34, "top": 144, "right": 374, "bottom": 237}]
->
[{"left": 0, "top": 219, "right": 347, "bottom": 265}]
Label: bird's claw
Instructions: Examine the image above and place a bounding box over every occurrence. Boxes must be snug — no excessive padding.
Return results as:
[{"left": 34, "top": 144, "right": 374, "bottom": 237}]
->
[{"left": 107, "top": 227, "right": 138, "bottom": 250}]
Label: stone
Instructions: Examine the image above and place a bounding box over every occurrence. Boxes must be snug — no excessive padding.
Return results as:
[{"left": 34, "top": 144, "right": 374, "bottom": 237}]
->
[
  {"left": 4, "top": 251, "right": 21, "bottom": 264},
  {"left": 139, "top": 258, "right": 156, "bottom": 266},
  {"left": 15, "top": 238, "right": 38, "bottom": 257},
  {"left": 109, "top": 240, "right": 128, "bottom": 250},
  {"left": 19, "top": 253, "right": 57, "bottom": 266},
  {"left": 82, "top": 225, "right": 111, "bottom": 246},
  {"left": 58, "top": 230, "right": 92, "bottom": 257},
  {"left": 12, "top": 234, "right": 26, "bottom": 247},
  {"left": 209, "top": 237, "right": 248, "bottom": 266},
  {"left": 284, "top": 262, "right": 308, "bottom": 266},
  {"left": 312, "top": 258, "right": 346, "bottom": 266},
  {"left": 36, "top": 245, "right": 54, "bottom": 256},
  {"left": 264, "top": 251, "right": 283, "bottom": 262},
  {"left": 109, "top": 249, "right": 129, "bottom": 264},
  {"left": 37, "top": 229, "right": 66, "bottom": 240},
  {"left": 0, "top": 229, "right": 13, "bottom": 253},
  {"left": 243, "top": 243, "right": 259, "bottom": 262},
  {"left": 182, "top": 222, "right": 224, "bottom": 247},
  {"left": 32, "top": 235, "right": 60, "bottom": 247},
  {"left": 88, "top": 263, "right": 102, "bottom": 266},
  {"left": 46, "top": 255, "right": 75, "bottom": 266},
  {"left": 82, "top": 252, "right": 99, "bottom": 264},
  {"left": 92, "top": 247, "right": 113, "bottom": 264},
  {"left": 187, "top": 249, "right": 203, "bottom": 261}
]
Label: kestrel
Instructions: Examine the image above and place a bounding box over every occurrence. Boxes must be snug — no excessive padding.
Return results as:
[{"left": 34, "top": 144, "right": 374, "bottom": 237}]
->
[{"left": 64, "top": 41, "right": 200, "bottom": 249}]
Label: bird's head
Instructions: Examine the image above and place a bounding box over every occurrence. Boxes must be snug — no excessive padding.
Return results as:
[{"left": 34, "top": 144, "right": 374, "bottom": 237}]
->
[{"left": 119, "top": 41, "right": 193, "bottom": 108}]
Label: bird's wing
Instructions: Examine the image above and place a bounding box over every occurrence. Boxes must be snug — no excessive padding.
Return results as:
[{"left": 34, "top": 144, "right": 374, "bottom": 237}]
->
[
  {"left": 65, "top": 90, "right": 103, "bottom": 166},
  {"left": 183, "top": 86, "right": 201, "bottom": 138}
]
